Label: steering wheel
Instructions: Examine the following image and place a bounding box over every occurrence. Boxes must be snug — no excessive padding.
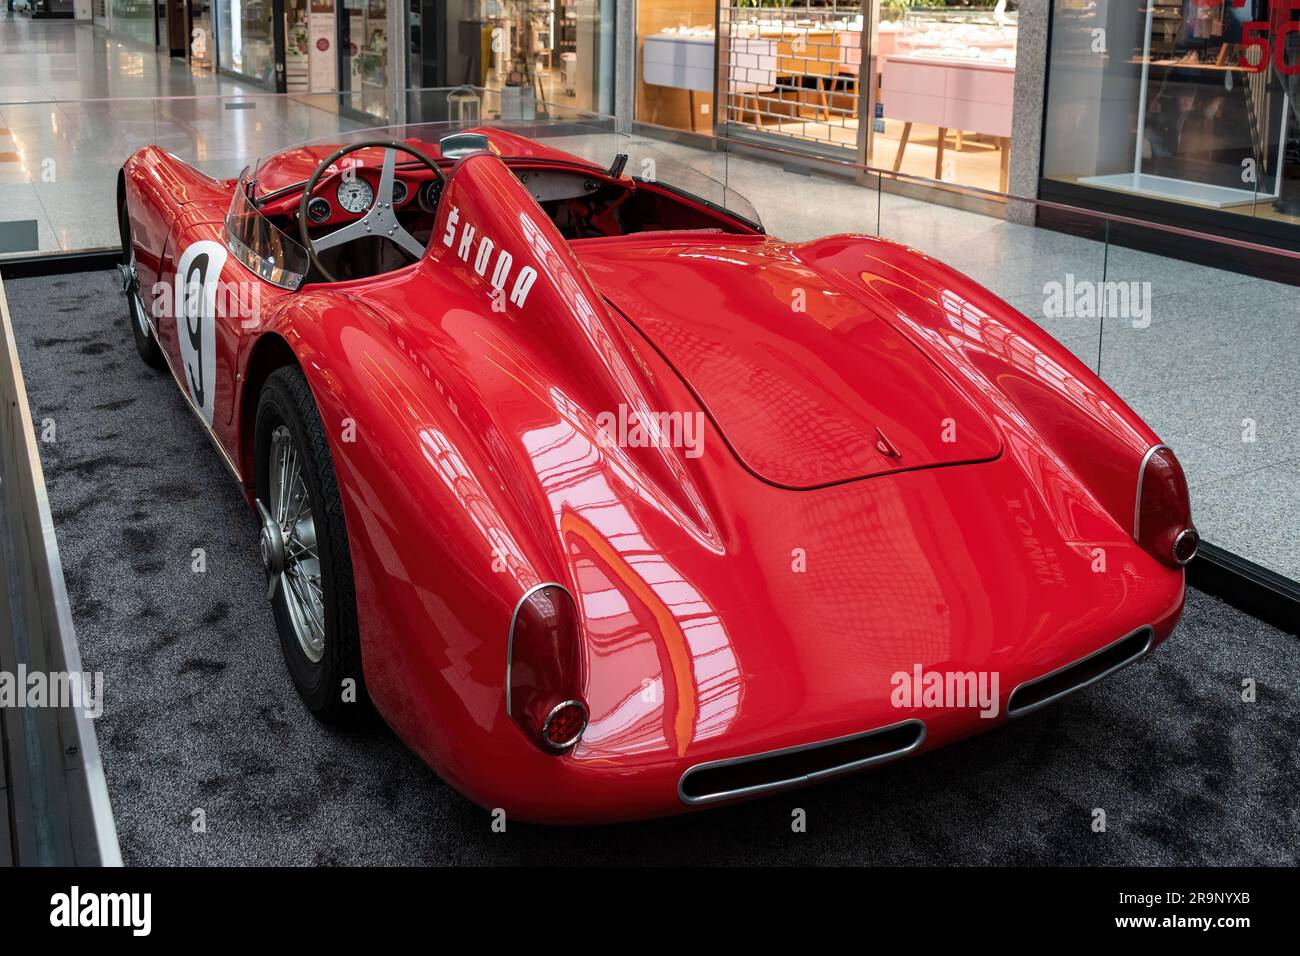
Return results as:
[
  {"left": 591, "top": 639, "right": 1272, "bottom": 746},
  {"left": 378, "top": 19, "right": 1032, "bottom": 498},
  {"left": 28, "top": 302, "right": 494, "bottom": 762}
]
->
[{"left": 298, "top": 140, "right": 444, "bottom": 283}]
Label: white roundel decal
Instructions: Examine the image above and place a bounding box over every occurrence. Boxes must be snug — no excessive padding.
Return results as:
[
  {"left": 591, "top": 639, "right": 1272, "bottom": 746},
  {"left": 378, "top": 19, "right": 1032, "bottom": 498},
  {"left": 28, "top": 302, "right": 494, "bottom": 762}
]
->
[{"left": 173, "top": 240, "right": 227, "bottom": 425}]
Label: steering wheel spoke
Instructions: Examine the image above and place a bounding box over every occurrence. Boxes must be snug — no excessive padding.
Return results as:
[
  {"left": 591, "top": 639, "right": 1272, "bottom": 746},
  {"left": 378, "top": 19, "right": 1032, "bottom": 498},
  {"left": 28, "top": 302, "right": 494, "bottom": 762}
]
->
[
  {"left": 312, "top": 215, "right": 371, "bottom": 252},
  {"left": 390, "top": 222, "right": 427, "bottom": 259},
  {"left": 376, "top": 147, "right": 399, "bottom": 206}
]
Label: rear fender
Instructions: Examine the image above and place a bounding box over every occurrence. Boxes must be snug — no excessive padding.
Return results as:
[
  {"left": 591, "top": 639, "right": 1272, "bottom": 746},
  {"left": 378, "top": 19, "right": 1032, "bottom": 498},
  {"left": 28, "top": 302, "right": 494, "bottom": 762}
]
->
[{"left": 253, "top": 290, "right": 576, "bottom": 770}]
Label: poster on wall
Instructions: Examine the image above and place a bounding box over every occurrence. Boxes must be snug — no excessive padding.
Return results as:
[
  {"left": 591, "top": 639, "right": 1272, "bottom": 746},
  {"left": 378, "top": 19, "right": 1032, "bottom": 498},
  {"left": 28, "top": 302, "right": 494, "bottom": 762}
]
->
[{"left": 309, "top": 0, "right": 338, "bottom": 93}]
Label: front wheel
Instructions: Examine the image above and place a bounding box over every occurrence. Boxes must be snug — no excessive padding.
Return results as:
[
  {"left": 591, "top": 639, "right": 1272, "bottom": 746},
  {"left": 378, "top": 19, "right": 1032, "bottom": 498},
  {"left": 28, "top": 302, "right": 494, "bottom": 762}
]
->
[
  {"left": 254, "top": 365, "right": 371, "bottom": 724},
  {"left": 117, "top": 194, "right": 165, "bottom": 370}
]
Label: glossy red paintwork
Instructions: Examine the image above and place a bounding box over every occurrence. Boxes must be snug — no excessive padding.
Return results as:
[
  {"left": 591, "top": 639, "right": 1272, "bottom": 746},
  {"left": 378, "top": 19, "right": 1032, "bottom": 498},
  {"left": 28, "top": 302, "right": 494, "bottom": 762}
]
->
[
  {"left": 580, "top": 235, "right": 1005, "bottom": 487},
  {"left": 119, "top": 129, "right": 1187, "bottom": 823}
]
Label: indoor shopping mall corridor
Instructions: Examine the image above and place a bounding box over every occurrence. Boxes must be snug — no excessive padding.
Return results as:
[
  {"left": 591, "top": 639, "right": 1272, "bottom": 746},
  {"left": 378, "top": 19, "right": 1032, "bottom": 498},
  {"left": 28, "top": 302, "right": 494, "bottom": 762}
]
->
[{"left": 0, "top": 13, "right": 252, "bottom": 100}]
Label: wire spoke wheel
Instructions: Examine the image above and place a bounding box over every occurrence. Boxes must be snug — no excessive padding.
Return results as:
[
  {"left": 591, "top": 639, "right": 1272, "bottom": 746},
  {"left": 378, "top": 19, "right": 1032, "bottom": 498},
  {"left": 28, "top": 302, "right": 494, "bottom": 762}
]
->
[
  {"left": 269, "top": 424, "right": 326, "bottom": 663},
  {"left": 255, "top": 364, "right": 368, "bottom": 723},
  {"left": 118, "top": 192, "right": 165, "bottom": 369},
  {"left": 126, "top": 246, "right": 150, "bottom": 338}
]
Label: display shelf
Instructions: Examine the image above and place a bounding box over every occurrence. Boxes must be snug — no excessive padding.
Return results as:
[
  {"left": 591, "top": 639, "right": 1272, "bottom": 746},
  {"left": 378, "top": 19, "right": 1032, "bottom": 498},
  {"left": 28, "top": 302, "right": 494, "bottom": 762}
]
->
[{"left": 1077, "top": 172, "right": 1273, "bottom": 209}]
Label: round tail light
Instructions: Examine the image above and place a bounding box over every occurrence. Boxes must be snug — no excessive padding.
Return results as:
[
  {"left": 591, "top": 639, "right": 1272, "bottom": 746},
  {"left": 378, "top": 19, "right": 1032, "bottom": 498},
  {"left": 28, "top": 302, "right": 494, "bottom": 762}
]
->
[
  {"left": 1134, "top": 446, "right": 1195, "bottom": 569},
  {"left": 507, "top": 584, "right": 588, "bottom": 754},
  {"left": 541, "top": 700, "right": 588, "bottom": 751}
]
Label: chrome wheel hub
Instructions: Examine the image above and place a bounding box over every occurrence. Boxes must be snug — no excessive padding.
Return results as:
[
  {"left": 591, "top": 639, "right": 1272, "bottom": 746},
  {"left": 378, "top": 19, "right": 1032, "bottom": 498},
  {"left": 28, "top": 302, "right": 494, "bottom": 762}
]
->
[
  {"left": 261, "top": 425, "right": 325, "bottom": 663},
  {"left": 257, "top": 501, "right": 286, "bottom": 576},
  {"left": 120, "top": 250, "right": 151, "bottom": 339}
]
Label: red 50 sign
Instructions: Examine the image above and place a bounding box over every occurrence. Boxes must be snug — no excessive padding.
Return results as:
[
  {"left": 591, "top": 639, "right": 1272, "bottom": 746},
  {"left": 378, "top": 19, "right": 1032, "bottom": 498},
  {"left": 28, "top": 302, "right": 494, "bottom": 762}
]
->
[{"left": 1236, "top": 0, "right": 1300, "bottom": 74}]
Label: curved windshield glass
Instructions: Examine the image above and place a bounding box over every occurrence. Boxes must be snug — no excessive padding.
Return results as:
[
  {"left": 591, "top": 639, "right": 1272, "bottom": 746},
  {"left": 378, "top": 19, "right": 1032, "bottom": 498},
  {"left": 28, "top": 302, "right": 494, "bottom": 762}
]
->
[
  {"left": 621, "top": 137, "right": 763, "bottom": 231},
  {"left": 225, "top": 169, "right": 310, "bottom": 290}
]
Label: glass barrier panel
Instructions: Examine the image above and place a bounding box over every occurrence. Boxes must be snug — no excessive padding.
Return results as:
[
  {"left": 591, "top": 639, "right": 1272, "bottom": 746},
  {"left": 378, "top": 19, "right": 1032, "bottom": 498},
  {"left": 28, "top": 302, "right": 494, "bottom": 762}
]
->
[
  {"left": 0, "top": 91, "right": 379, "bottom": 259},
  {"left": 699, "top": 131, "right": 882, "bottom": 238},
  {"left": 3, "top": 79, "right": 1297, "bottom": 589},
  {"left": 1098, "top": 222, "right": 1299, "bottom": 579},
  {"left": 878, "top": 185, "right": 1111, "bottom": 374},
  {"left": 0, "top": 88, "right": 623, "bottom": 260}
]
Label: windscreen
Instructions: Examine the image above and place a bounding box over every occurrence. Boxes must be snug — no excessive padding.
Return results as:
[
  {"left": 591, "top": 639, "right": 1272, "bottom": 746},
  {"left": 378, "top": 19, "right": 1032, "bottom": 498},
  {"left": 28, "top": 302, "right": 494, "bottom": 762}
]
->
[
  {"left": 225, "top": 169, "right": 310, "bottom": 290},
  {"left": 622, "top": 137, "right": 763, "bottom": 231}
]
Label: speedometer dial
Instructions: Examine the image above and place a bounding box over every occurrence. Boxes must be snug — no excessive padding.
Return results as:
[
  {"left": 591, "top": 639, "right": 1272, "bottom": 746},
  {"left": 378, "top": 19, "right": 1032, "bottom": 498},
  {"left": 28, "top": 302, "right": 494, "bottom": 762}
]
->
[{"left": 336, "top": 177, "right": 374, "bottom": 214}]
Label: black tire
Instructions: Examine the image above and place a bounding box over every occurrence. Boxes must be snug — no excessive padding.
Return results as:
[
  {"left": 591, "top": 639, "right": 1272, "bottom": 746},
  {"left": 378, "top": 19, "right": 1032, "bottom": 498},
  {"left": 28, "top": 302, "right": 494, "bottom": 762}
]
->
[
  {"left": 255, "top": 365, "right": 372, "bottom": 725},
  {"left": 118, "top": 193, "right": 166, "bottom": 370}
]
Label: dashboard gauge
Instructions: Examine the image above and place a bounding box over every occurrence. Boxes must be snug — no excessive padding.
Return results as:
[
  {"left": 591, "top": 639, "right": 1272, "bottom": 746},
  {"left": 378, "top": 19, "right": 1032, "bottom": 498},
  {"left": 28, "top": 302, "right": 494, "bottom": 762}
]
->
[
  {"left": 419, "top": 178, "right": 443, "bottom": 213},
  {"left": 307, "top": 197, "right": 331, "bottom": 223},
  {"left": 391, "top": 179, "right": 408, "bottom": 205},
  {"left": 336, "top": 177, "right": 374, "bottom": 214}
]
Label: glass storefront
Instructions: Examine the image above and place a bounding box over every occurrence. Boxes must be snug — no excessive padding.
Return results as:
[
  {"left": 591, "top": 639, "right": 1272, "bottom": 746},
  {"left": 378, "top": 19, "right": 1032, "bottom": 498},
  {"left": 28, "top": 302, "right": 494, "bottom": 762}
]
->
[
  {"left": 110, "top": 0, "right": 157, "bottom": 45},
  {"left": 281, "top": 0, "right": 340, "bottom": 93},
  {"left": 343, "top": 0, "right": 390, "bottom": 94},
  {"left": 211, "top": 0, "right": 394, "bottom": 96},
  {"left": 282, "top": 0, "right": 392, "bottom": 94},
  {"left": 637, "top": 0, "right": 716, "bottom": 131},
  {"left": 408, "top": 0, "right": 615, "bottom": 117},
  {"left": 636, "top": 1, "right": 1021, "bottom": 195},
  {"left": 1043, "top": 0, "right": 1300, "bottom": 242},
  {"left": 192, "top": 0, "right": 217, "bottom": 71},
  {"left": 216, "top": 0, "right": 279, "bottom": 86},
  {"left": 283, "top": 0, "right": 310, "bottom": 91},
  {"left": 869, "top": 1, "right": 1017, "bottom": 191}
]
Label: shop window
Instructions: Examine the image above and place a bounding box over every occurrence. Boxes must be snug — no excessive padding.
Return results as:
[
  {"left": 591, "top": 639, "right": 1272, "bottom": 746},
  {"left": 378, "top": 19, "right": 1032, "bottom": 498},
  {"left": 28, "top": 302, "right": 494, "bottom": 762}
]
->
[
  {"left": 192, "top": 0, "right": 216, "bottom": 72},
  {"left": 342, "top": 0, "right": 390, "bottom": 93},
  {"left": 110, "top": 0, "right": 158, "bottom": 46},
  {"left": 871, "top": 1, "right": 1017, "bottom": 192},
  {"left": 281, "top": 0, "right": 346, "bottom": 94},
  {"left": 1044, "top": 0, "right": 1300, "bottom": 230},
  {"left": 637, "top": 0, "right": 717, "bottom": 132},
  {"left": 718, "top": 1, "right": 868, "bottom": 151},
  {"left": 216, "top": 0, "right": 278, "bottom": 86},
  {"left": 409, "top": 1, "right": 612, "bottom": 117},
  {"left": 637, "top": 1, "right": 1020, "bottom": 195}
]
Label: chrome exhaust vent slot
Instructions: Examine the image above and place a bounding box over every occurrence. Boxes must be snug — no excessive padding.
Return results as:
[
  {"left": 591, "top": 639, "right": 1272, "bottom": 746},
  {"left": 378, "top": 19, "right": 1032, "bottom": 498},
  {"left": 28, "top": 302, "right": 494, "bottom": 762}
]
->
[
  {"left": 678, "top": 719, "right": 926, "bottom": 806},
  {"left": 1007, "top": 627, "right": 1154, "bottom": 719}
]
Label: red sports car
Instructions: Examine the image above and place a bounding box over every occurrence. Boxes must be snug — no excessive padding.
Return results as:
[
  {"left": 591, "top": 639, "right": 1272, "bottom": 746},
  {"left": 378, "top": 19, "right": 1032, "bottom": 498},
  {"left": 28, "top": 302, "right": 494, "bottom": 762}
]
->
[{"left": 116, "top": 122, "right": 1195, "bottom": 823}]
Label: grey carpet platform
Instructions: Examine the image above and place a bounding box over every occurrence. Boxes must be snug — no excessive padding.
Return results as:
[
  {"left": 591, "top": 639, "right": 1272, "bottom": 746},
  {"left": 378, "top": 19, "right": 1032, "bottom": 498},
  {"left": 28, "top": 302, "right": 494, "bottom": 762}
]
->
[{"left": 5, "top": 268, "right": 1297, "bottom": 866}]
